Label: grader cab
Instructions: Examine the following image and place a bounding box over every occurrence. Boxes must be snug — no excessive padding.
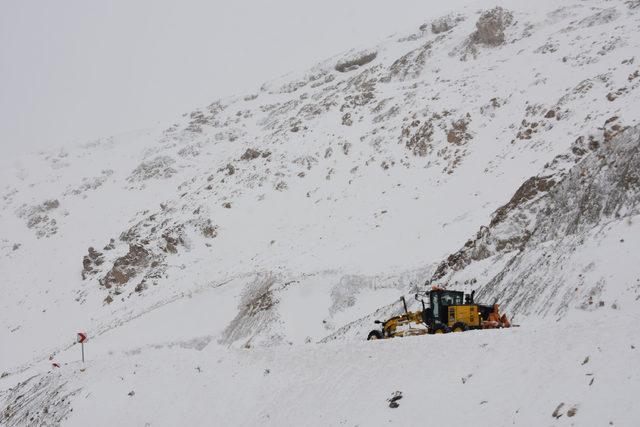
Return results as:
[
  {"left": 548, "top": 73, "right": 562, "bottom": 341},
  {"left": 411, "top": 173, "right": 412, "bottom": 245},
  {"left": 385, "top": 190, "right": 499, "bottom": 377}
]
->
[{"left": 367, "top": 286, "right": 511, "bottom": 340}]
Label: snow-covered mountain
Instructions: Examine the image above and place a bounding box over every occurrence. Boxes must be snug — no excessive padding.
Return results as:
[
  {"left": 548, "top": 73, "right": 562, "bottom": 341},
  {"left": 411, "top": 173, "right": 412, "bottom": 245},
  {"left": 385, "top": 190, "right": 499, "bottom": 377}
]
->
[{"left": 2, "top": 0, "right": 640, "bottom": 425}]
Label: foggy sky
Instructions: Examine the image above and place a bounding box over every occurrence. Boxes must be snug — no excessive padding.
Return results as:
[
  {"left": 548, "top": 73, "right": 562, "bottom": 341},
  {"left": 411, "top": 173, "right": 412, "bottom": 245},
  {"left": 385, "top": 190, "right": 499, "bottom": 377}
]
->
[{"left": 0, "top": 0, "right": 471, "bottom": 162}]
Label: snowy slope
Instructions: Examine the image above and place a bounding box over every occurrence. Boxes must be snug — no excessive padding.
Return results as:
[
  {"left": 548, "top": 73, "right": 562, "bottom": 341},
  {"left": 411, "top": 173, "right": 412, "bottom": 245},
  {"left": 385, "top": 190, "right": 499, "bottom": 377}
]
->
[
  {"left": 2, "top": 0, "right": 640, "bottom": 425},
  {"left": 3, "top": 313, "right": 640, "bottom": 427}
]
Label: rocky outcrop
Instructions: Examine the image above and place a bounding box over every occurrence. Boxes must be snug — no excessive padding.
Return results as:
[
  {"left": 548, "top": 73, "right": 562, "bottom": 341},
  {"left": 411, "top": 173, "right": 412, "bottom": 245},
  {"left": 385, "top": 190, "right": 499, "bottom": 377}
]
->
[
  {"left": 430, "top": 14, "right": 465, "bottom": 34},
  {"left": 431, "top": 125, "right": 640, "bottom": 317},
  {"left": 452, "top": 7, "right": 514, "bottom": 60},
  {"left": 472, "top": 7, "right": 514, "bottom": 46},
  {"left": 99, "top": 244, "right": 151, "bottom": 289},
  {"left": 335, "top": 51, "right": 377, "bottom": 73}
]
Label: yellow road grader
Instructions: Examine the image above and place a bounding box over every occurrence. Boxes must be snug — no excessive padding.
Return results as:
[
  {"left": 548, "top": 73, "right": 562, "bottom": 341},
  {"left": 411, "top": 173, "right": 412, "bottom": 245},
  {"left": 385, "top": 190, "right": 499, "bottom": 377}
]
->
[{"left": 367, "top": 286, "right": 511, "bottom": 340}]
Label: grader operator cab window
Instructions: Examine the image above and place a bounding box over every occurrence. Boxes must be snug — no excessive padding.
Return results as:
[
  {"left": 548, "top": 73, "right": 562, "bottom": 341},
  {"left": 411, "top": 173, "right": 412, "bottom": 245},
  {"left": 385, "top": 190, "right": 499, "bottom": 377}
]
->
[
  {"left": 430, "top": 290, "right": 464, "bottom": 322},
  {"left": 440, "top": 291, "right": 463, "bottom": 306},
  {"left": 430, "top": 292, "right": 440, "bottom": 319}
]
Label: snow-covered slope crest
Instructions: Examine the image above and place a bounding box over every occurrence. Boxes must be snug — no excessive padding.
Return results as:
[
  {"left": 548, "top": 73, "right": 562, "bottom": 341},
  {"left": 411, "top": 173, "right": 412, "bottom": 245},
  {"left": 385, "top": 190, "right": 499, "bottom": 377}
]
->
[{"left": 1, "top": 1, "right": 640, "bottom": 424}]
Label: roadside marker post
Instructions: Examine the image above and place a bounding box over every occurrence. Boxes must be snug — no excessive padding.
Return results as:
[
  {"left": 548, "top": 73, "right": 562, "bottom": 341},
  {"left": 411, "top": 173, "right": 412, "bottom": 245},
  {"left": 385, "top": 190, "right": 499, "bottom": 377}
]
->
[{"left": 77, "top": 332, "right": 87, "bottom": 363}]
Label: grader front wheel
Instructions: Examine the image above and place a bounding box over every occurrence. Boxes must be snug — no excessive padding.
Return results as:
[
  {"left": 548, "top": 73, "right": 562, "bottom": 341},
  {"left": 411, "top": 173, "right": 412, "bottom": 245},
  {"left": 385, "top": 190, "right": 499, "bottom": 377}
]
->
[{"left": 367, "top": 330, "right": 383, "bottom": 340}]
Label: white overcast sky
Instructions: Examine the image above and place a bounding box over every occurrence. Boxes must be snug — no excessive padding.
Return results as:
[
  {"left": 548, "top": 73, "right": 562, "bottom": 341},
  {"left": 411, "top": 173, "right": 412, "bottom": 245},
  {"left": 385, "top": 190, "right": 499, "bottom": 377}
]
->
[{"left": 0, "top": 0, "right": 472, "bottom": 161}]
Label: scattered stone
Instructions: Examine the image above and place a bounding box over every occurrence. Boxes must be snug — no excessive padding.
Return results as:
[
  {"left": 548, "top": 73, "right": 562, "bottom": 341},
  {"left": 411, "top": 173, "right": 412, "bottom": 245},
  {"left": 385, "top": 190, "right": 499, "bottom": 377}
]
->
[
  {"left": 134, "top": 281, "right": 146, "bottom": 293},
  {"left": 128, "top": 156, "right": 176, "bottom": 182},
  {"left": 82, "top": 247, "right": 104, "bottom": 280},
  {"left": 446, "top": 115, "right": 473, "bottom": 145},
  {"left": 402, "top": 119, "right": 433, "bottom": 157},
  {"left": 241, "top": 148, "right": 262, "bottom": 161},
  {"left": 387, "top": 391, "right": 403, "bottom": 408},
  {"left": 552, "top": 402, "right": 565, "bottom": 419},
  {"left": 17, "top": 199, "right": 60, "bottom": 238},
  {"left": 200, "top": 220, "right": 218, "bottom": 238},
  {"left": 128, "top": 391, "right": 135, "bottom": 397},
  {"left": 162, "top": 227, "right": 185, "bottom": 254},
  {"left": 103, "top": 238, "right": 116, "bottom": 251}
]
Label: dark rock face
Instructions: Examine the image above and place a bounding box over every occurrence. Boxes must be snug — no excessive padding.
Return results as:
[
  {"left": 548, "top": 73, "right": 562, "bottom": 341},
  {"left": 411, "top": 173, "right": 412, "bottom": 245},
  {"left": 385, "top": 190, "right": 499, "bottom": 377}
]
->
[
  {"left": 490, "top": 176, "right": 556, "bottom": 227},
  {"left": 335, "top": 51, "right": 377, "bottom": 73},
  {"left": 99, "top": 244, "right": 150, "bottom": 288}
]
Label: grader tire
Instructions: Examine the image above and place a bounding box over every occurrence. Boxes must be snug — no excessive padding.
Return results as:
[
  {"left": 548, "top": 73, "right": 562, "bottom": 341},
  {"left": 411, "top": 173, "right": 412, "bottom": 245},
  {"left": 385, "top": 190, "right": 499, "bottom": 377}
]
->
[
  {"left": 451, "top": 322, "right": 468, "bottom": 333},
  {"left": 367, "top": 330, "right": 383, "bottom": 340},
  {"left": 431, "top": 325, "right": 451, "bottom": 334}
]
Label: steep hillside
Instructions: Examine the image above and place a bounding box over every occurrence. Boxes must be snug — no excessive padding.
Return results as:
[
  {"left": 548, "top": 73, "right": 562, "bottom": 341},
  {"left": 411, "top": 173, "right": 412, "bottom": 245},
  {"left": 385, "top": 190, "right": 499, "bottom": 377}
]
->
[
  {"left": 433, "top": 124, "right": 640, "bottom": 318},
  {"left": 1, "top": 0, "right": 640, "bottom": 425}
]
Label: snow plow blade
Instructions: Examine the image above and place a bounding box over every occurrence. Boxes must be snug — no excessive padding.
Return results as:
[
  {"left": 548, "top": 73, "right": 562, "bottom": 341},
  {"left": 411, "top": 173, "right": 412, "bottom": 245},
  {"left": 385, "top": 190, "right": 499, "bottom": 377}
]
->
[{"left": 481, "top": 304, "right": 511, "bottom": 329}]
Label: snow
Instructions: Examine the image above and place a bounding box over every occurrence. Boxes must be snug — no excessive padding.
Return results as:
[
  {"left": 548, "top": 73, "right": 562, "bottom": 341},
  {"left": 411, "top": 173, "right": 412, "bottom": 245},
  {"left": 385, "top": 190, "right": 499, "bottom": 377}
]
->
[
  {"left": 2, "top": 0, "right": 640, "bottom": 425},
  {"left": 5, "top": 313, "right": 639, "bottom": 426}
]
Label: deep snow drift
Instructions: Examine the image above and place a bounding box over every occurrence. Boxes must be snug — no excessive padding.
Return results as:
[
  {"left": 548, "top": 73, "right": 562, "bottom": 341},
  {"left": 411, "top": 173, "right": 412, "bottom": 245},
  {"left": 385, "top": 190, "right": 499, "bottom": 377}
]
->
[{"left": 2, "top": 0, "right": 640, "bottom": 425}]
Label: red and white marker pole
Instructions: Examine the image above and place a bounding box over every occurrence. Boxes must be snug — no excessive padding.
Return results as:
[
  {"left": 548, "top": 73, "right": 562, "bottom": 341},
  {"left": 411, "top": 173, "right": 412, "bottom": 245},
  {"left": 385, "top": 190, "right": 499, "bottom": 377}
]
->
[{"left": 77, "top": 332, "right": 87, "bottom": 363}]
